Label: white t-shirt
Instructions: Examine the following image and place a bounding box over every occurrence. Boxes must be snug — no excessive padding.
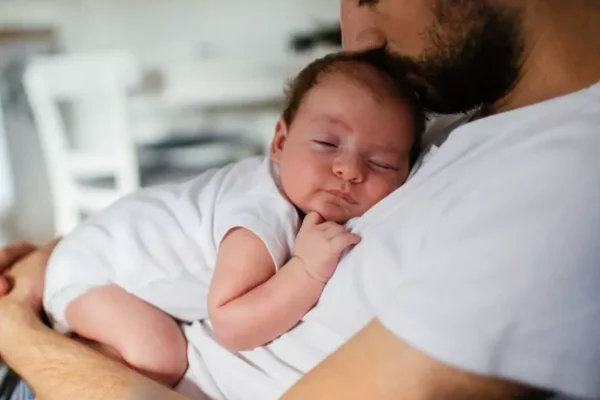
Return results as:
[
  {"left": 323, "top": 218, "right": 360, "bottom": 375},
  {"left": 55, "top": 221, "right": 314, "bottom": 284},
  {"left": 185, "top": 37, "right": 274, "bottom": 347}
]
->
[
  {"left": 183, "top": 82, "right": 600, "bottom": 400},
  {"left": 44, "top": 156, "right": 300, "bottom": 329}
]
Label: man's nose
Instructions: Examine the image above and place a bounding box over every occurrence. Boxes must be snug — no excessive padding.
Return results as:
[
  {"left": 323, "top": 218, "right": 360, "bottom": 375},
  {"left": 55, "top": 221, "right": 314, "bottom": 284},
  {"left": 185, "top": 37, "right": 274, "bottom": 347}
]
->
[
  {"left": 333, "top": 156, "right": 365, "bottom": 183},
  {"left": 343, "top": 28, "right": 386, "bottom": 52},
  {"left": 341, "top": 3, "right": 386, "bottom": 52}
]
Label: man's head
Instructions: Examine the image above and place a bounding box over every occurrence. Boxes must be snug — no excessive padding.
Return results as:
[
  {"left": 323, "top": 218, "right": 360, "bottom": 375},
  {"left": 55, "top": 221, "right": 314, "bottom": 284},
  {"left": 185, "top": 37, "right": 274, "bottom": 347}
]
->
[
  {"left": 271, "top": 52, "right": 425, "bottom": 223},
  {"left": 341, "top": 0, "right": 525, "bottom": 114}
]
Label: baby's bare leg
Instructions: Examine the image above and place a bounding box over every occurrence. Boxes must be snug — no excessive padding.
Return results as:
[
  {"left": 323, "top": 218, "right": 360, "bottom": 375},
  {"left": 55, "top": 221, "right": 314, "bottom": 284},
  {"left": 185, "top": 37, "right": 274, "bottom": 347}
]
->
[{"left": 65, "top": 285, "right": 188, "bottom": 386}]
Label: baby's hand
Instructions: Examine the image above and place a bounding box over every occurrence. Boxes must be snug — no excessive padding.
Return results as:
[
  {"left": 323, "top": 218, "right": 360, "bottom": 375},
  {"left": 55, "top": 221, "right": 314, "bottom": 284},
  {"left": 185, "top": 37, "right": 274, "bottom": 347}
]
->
[{"left": 293, "top": 212, "right": 361, "bottom": 283}]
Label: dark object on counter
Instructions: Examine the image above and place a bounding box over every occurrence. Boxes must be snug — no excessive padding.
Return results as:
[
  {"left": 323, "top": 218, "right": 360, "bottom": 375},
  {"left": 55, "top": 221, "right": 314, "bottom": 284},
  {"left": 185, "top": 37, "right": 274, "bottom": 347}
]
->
[{"left": 290, "top": 24, "right": 342, "bottom": 52}]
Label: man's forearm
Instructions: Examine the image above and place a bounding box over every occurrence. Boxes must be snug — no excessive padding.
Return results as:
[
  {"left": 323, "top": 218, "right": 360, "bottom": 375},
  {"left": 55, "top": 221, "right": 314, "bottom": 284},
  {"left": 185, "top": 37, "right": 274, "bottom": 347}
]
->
[
  {"left": 0, "top": 301, "right": 185, "bottom": 400},
  {"left": 282, "top": 319, "right": 540, "bottom": 400}
]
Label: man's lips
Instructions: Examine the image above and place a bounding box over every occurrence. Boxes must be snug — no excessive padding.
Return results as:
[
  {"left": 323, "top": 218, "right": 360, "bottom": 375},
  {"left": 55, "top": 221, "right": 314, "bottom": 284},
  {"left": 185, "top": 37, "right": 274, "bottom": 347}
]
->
[{"left": 325, "top": 190, "right": 358, "bottom": 205}]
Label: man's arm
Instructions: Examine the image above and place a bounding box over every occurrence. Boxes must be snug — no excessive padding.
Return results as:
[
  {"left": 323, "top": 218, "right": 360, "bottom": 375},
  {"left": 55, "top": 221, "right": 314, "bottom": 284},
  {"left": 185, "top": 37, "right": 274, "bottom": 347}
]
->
[
  {"left": 0, "top": 243, "right": 188, "bottom": 400},
  {"left": 282, "top": 319, "right": 546, "bottom": 400},
  {"left": 0, "top": 242, "right": 37, "bottom": 296},
  {"left": 0, "top": 298, "right": 186, "bottom": 400}
]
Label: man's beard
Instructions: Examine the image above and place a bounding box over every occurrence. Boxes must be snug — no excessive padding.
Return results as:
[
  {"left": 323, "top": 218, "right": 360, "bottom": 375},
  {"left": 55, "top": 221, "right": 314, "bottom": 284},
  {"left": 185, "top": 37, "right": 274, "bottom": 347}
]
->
[{"left": 375, "top": 1, "right": 524, "bottom": 114}]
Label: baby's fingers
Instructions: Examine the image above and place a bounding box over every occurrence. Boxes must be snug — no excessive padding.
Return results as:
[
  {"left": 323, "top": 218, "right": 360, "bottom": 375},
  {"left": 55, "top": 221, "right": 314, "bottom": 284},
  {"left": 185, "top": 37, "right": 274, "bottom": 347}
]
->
[
  {"left": 322, "top": 223, "right": 347, "bottom": 240},
  {"left": 302, "top": 212, "right": 324, "bottom": 228},
  {"left": 330, "top": 233, "right": 361, "bottom": 253}
]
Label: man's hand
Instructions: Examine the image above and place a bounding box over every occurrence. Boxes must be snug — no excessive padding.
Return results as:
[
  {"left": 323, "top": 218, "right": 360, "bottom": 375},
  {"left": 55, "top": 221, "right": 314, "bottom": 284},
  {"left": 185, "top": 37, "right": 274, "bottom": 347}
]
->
[
  {"left": 0, "top": 242, "right": 56, "bottom": 359},
  {"left": 0, "top": 239, "right": 190, "bottom": 400},
  {"left": 293, "top": 212, "right": 361, "bottom": 283},
  {"left": 0, "top": 241, "right": 38, "bottom": 295},
  {"left": 0, "top": 240, "right": 59, "bottom": 311},
  {"left": 0, "top": 290, "right": 46, "bottom": 353}
]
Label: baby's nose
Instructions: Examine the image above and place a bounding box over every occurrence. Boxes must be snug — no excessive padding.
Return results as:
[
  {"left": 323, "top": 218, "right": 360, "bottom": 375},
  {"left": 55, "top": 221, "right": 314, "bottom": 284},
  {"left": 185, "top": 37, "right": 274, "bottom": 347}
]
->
[{"left": 334, "top": 157, "right": 366, "bottom": 183}]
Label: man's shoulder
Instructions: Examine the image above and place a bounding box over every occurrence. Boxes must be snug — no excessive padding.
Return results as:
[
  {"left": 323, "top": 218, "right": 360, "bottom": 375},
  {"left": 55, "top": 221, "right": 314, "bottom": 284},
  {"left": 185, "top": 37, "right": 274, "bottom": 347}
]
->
[
  {"left": 363, "top": 102, "right": 600, "bottom": 260},
  {"left": 400, "top": 103, "right": 600, "bottom": 262},
  {"left": 430, "top": 102, "right": 599, "bottom": 190}
]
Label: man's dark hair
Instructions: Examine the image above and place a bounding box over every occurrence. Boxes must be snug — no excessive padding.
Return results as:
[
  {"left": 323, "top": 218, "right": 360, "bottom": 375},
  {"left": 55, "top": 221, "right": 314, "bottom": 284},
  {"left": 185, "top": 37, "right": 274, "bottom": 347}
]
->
[{"left": 282, "top": 50, "right": 427, "bottom": 167}]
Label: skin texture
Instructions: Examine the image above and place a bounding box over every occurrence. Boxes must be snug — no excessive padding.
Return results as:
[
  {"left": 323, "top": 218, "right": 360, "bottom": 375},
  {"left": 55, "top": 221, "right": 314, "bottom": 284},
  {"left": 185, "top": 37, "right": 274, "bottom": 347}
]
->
[{"left": 1, "top": 1, "right": 599, "bottom": 399}]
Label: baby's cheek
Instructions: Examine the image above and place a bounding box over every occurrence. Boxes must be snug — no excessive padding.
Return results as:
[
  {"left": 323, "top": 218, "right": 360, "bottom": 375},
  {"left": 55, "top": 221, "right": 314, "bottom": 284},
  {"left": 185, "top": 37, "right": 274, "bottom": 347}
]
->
[{"left": 358, "top": 180, "right": 397, "bottom": 211}]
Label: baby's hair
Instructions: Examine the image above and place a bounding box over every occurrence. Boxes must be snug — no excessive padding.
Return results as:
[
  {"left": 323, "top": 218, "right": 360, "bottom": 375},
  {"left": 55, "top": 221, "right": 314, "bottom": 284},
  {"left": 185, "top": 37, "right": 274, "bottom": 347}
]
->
[{"left": 282, "top": 50, "right": 426, "bottom": 167}]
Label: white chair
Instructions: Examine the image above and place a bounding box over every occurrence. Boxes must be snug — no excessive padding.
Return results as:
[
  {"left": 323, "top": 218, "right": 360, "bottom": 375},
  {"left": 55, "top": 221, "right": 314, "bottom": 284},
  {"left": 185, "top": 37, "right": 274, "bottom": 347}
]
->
[{"left": 24, "top": 51, "right": 142, "bottom": 235}]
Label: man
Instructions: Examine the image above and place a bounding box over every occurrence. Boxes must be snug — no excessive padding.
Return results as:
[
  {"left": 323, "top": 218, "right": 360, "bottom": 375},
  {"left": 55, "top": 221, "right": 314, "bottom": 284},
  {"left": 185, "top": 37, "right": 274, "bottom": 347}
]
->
[{"left": 1, "top": 1, "right": 599, "bottom": 399}]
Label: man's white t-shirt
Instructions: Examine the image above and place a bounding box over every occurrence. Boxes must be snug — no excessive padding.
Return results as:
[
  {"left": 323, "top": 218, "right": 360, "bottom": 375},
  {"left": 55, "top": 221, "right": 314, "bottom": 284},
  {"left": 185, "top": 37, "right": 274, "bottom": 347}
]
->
[
  {"left": 359, "top": 81, "right": 600, "bottom": 398},
  {"left": 44, "top": 157, "right": 300, "bottom": 331},
  {"left": 183, "top": 82, "right": 600, "bottom": 400}
]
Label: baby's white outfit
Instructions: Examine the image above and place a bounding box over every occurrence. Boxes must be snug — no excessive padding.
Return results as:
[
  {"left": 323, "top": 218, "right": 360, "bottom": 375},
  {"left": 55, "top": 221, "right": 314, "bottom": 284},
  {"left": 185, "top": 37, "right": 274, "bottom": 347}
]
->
[{"left": 43, "top": 156, "right": 300, "bottom": 332}]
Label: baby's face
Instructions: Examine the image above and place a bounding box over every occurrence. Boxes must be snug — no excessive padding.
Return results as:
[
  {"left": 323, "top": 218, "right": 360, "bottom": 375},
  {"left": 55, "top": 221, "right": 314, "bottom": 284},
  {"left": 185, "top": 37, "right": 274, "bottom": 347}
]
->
[{"left": 271, "top": 71, "right": 416, "bottom": 223}]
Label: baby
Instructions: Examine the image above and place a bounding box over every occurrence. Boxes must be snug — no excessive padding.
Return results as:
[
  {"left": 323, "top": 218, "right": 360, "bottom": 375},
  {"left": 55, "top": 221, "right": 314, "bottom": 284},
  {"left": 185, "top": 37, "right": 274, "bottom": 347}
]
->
[{"left": 43, "top": 51, "right": 425, "bottom": 387}]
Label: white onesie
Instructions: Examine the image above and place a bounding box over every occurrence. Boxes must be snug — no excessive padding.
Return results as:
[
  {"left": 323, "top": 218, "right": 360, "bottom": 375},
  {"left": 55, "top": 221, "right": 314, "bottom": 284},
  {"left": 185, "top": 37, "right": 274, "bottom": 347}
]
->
[{"left": 43, "top": 156, "right": 300, "bottom": 332}]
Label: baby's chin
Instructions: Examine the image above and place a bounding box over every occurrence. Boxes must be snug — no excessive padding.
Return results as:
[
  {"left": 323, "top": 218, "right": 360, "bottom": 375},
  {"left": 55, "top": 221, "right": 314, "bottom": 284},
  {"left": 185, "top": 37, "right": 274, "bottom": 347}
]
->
[{"left": 304, "top": 204, "right": 363, "bottom": 225}]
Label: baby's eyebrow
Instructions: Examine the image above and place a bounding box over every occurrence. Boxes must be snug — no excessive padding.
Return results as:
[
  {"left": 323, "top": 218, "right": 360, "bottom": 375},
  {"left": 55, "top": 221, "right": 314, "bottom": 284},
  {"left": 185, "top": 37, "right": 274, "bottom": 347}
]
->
[
  {"left": 369, "top": 142, "right": 412, "bottom": 156},
  {"left": 313, "top": 115, "right": 352, "bottom": 130}
]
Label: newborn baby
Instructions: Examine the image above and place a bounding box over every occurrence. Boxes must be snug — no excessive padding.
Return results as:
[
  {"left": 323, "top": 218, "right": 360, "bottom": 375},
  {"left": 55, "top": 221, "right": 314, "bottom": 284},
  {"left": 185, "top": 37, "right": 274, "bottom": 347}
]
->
[{"left": 43, "top": 51, "right": 425, "bottom": 387}]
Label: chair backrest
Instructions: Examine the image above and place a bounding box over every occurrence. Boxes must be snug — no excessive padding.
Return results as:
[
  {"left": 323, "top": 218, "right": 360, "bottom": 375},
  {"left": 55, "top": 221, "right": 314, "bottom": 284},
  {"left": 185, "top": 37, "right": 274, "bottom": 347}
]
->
[{"left": 24, "top": 51, "right": 142, "bottom": 235}]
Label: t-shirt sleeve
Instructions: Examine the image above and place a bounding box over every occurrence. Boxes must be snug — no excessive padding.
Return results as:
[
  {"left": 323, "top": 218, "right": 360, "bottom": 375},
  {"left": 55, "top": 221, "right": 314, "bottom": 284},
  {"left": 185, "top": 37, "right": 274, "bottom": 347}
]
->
[
  {"left": 370, "top": 165, "right": 600, "bottom": 398},
  {"left": 213, "top": 193, "right": 300, "bottom": 270}
]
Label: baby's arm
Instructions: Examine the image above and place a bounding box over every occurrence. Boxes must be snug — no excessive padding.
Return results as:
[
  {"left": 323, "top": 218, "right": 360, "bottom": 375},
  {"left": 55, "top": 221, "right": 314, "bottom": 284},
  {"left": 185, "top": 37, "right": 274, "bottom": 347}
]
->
[
  {"left": 65, "top": 285, "right": 188, "bottom": 387},
  {"left": 208, "top": 212, "right": 360, "bottom": 352}
]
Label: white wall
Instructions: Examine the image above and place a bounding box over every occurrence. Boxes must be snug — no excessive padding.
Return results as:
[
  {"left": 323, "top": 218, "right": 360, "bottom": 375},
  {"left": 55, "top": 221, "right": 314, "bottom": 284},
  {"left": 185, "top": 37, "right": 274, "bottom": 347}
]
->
[{"left": 0, "top": 0, "right": 339, "bottom": 63}]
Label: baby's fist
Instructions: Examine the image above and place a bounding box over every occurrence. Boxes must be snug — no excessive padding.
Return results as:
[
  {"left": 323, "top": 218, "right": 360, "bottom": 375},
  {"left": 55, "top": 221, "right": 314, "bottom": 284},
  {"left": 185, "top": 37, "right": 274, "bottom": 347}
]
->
[{"left": 294, "top": 212, "right": 360, "bottom": 283}]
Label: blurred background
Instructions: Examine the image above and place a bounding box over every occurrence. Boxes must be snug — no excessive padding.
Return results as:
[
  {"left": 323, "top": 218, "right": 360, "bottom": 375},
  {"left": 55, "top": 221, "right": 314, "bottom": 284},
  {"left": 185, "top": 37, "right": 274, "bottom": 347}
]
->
[{"left": 0, "top": 0, "right": 341, "bottom": 245}]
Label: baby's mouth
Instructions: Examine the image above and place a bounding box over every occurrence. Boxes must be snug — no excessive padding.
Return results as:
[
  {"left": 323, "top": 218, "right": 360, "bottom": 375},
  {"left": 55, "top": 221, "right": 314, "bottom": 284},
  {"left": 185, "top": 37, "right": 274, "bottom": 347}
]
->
[{"left": 325, "top": 190, "right": 358, "bottom": 205}]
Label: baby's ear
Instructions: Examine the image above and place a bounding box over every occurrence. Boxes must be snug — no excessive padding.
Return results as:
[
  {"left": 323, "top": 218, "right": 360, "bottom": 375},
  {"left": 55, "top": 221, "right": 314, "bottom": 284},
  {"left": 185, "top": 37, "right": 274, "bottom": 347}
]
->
[{"left": 270, "top": 118, "right": 289, "bottom": 164}]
